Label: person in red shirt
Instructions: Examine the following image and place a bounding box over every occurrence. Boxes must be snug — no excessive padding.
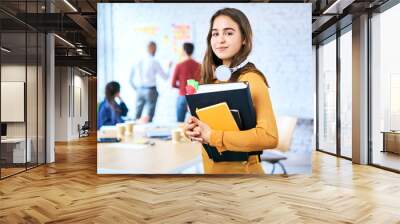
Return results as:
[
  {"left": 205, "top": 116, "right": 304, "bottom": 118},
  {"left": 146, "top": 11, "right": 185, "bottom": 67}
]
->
[{"left": 171, "top": 43, "right": 201, "bottom": 122}]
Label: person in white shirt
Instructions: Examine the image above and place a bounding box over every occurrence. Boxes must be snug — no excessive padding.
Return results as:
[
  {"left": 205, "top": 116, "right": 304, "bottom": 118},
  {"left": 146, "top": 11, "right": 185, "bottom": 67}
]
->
[{"left": 130, "top": 41, "right": 170, "bottom": 123}]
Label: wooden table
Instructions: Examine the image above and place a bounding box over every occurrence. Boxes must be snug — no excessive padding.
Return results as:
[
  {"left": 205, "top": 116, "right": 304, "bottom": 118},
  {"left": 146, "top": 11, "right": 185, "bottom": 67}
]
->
[{"left": 97, "top": 125, "right": 203, "bottom": 174}]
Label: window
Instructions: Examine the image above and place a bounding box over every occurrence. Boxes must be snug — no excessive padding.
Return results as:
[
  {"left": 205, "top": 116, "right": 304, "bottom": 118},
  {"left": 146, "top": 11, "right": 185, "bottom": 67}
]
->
[
  {"left": 317, "top": 36, "right": 337, "bottom": 154},
  {"left": 339, "top": 28, "right": 352, "bottom": 158},
  {"left": 0, "top": 1, "right": 47, "bottom": 179},
  {"left": 370, "top": 3, "right": 400, "bottom": 171}
]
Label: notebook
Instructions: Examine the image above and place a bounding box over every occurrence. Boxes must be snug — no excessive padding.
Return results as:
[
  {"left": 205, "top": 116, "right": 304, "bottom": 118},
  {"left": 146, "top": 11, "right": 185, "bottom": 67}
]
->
[
  {"left": 146, "top": 130, "right": 172, "bottom": 140},
  {"left": 196, "top": 102, "right": 239, "bottom": 131},
  {"left": 186, "top": 82, "right": 256, "bottom": 130}
]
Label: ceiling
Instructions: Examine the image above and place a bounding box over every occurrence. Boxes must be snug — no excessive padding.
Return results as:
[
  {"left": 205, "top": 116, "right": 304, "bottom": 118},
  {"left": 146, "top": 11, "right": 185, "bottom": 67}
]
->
[{"left": 0, "top": 0, "right": 392, "bottom": 75}]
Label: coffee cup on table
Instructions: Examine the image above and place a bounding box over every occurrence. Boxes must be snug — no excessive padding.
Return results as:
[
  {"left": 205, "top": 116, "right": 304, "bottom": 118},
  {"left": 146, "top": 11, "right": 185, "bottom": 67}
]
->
[
  {"left": 172, "top": 128, "right": 182, "bottom": 143},
  {"left": 116, "top": 123, "right": 126, "bottom": 139},
  {"left": 125, "top": 122, "right": 135, "bottom": 136}
]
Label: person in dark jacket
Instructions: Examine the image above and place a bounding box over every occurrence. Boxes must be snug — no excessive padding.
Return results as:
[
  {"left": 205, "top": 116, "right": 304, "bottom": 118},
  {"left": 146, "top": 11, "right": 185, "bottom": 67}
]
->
[{"left": 98, "top": 81, "right": 128, "bottom": 129}]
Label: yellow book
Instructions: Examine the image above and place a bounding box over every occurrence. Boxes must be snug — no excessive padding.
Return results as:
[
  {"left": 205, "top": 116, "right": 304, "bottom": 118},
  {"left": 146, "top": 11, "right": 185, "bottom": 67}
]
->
[{"left": 196, "top": 102, "right": 239, "bottom": 131}]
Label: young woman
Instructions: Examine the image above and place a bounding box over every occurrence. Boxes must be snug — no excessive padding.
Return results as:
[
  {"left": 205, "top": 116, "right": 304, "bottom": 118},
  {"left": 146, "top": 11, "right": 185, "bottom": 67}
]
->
[
  {"left": 184, "top": 8, "right": 279, "bottom": 174},
  {"left": 98, "top": 81, "right": 129, "bottom": 129}
]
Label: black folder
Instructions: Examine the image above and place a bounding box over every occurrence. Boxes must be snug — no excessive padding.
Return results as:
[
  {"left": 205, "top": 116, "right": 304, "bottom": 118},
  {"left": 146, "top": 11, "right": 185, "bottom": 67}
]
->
[{"left": 185, "top": 82, "right": 262, "bottom": 162}]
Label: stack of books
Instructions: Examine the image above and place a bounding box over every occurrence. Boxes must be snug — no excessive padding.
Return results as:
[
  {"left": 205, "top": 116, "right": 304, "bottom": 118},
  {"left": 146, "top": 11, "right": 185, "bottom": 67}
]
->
[{"left": 185, "top": 82, "right": 262, "bottom": 162}]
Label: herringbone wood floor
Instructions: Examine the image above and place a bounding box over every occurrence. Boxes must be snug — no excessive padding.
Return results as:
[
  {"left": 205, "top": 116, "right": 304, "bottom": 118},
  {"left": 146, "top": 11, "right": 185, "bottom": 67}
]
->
[{"left": 1, "top": 135, "right": 400, "bottom": 223}]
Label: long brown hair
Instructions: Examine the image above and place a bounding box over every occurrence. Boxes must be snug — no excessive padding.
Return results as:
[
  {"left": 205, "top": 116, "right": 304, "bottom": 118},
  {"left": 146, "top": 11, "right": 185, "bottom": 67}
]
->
[
  {"left": 201, "top": 8, "right": 253, "bottom": 84},
  {"left": 105, "top": 81, "right": 121, "bottom": 112},
  {"left": 233, "top": 62, "right": 269, "bottom": 87}
]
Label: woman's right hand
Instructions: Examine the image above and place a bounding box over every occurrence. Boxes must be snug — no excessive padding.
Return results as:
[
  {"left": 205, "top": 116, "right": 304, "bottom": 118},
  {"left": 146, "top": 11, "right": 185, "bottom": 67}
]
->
[{"left": 184, "top": 116, "right": 201, "bottom": 141}]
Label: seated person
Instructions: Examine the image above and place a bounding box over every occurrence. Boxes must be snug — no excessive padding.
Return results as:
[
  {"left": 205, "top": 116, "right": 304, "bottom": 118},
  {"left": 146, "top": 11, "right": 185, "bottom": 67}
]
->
[{"left": 98, "top": 81, "right": 128, "bottom": 129}]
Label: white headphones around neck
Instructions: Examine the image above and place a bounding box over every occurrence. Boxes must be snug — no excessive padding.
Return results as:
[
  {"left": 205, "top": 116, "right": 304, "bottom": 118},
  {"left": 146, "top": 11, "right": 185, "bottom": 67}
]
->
[{"left": 215, "top": 59, "right": 249, "bottom": 81}]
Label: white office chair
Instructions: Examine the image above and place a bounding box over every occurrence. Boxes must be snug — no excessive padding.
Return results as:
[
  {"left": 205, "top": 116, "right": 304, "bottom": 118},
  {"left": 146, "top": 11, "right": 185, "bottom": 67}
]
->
[{"left": 260, "top": 116, "right": 298, "bottom": 175}]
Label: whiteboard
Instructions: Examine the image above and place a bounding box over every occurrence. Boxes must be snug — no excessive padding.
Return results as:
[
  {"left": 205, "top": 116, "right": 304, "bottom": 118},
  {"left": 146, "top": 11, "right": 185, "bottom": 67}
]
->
[{"left": 1, "top": 82, "right": 25, "bottom": 122}]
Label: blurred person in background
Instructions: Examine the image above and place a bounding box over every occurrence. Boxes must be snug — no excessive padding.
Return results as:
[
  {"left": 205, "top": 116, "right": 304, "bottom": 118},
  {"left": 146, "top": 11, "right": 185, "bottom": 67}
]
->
[
  {"left": 130, "top": 41, "right": 171, "bottom": 123},
  {"left": 98, "top": 81, "right": 129, "bottom": 129},
  {"left": 171, "top": 42, "right": 201, "bottom": 122}
]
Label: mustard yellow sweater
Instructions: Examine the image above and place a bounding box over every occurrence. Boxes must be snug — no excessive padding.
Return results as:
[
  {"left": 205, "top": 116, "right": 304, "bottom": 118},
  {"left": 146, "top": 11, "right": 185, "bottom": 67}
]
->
[{"left": 202, "top": 72, "right": 279, "bottom": 174}]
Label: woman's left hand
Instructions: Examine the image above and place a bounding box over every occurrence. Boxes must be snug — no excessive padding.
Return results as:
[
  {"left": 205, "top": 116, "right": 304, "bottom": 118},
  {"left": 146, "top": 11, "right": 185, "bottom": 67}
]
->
[{"left": 187, "top": 116, "right": 212, "bottom": 144}]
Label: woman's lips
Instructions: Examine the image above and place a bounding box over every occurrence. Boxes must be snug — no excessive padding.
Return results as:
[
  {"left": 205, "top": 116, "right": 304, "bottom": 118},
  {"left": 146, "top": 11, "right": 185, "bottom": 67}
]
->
[{"left": 216, "top": 47, "right": 228, "bottom": 52}]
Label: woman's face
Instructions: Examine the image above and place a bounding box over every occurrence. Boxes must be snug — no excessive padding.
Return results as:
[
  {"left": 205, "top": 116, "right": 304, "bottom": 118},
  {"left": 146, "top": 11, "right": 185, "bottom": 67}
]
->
[{"left": 211, "top": 15, "right": 243, "bottom": 66}]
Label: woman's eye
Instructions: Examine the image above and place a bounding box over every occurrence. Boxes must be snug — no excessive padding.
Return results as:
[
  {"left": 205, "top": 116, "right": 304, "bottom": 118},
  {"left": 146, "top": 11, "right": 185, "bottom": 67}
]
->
[
  {"left": 225, "top": 32, "right": 234, "bottom": 36},
  {"left": 212, "top": 33, "right": 218, "bottom": 37}
]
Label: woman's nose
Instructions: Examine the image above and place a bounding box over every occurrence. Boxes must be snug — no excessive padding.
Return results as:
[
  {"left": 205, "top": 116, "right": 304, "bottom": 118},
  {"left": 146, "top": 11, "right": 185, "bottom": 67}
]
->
[{"left": 217, "top": 34, "right": 225, "bottom": 43}]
